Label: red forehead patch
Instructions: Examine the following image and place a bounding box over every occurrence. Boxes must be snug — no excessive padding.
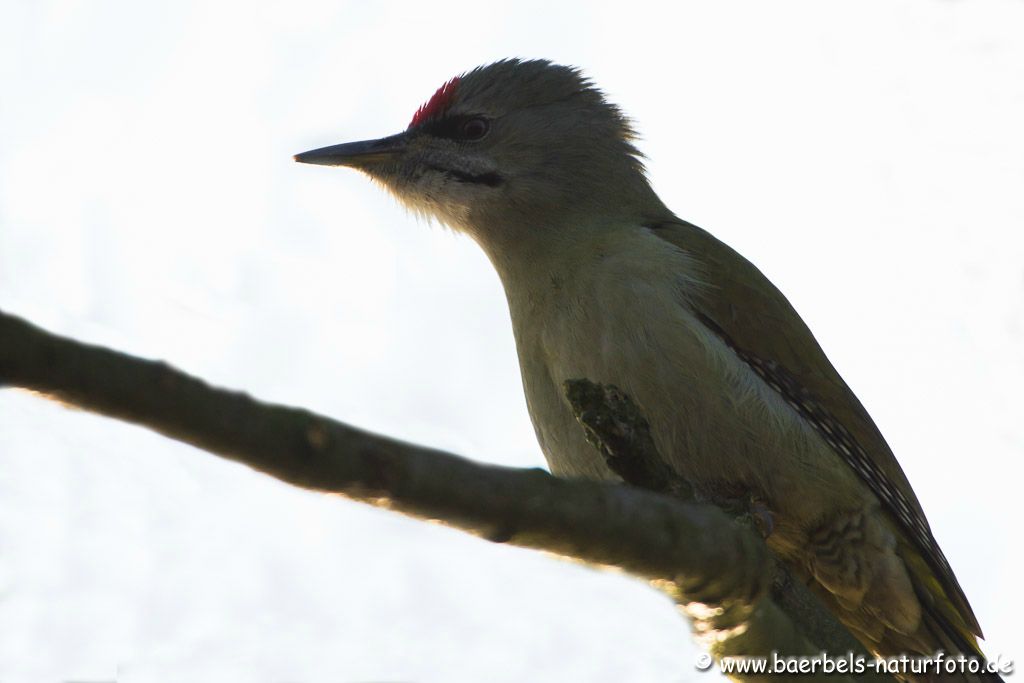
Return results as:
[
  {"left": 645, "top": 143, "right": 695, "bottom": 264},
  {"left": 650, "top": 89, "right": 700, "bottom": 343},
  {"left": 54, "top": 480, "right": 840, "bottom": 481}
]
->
[{"left": 409, "top": 76, "right": 460, "bottom": 128}]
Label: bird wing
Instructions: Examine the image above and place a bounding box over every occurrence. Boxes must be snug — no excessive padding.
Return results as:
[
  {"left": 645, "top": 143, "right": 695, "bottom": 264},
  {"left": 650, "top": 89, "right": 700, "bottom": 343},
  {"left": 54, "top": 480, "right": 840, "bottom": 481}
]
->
[{"left": 645, "top": 218, "right": 982, "bottom": 640}]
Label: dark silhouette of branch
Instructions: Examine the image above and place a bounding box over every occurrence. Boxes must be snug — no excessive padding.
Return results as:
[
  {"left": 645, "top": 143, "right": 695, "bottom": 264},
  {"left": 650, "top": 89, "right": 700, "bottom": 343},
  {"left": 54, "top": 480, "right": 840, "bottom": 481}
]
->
[{"left": 0, "top": 309, "right": 890, "bottom": 682}]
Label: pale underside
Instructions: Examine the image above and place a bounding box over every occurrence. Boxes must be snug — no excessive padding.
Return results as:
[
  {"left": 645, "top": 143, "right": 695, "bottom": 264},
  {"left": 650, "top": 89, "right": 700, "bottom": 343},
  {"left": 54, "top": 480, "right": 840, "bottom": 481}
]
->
[{"left": 500, "top": 222, "right": 940, "bottom": 651}]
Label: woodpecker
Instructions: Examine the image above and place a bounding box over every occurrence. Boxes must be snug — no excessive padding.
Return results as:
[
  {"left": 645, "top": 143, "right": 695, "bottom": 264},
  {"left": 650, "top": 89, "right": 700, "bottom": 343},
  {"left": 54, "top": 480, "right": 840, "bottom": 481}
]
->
[{"left": 296, "top": 59, "right": 994, "bottom": 677}]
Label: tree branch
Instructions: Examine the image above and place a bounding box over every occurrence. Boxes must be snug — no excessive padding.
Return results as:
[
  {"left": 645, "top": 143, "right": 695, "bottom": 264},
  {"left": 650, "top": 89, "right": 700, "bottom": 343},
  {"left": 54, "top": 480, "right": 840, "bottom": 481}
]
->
[{"left": 0, "top": 309, "right": 888, "bottom": 681}]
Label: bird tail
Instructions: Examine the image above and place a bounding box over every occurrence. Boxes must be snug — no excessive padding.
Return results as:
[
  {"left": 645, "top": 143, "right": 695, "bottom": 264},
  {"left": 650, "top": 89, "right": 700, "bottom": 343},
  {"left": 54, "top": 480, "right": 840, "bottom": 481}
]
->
[
  {"left": 875, "top": 604, "right": 1003, "bottom": 683},
  {"left": 875, "top": 542, "right": 1003, "bottom": 683}
]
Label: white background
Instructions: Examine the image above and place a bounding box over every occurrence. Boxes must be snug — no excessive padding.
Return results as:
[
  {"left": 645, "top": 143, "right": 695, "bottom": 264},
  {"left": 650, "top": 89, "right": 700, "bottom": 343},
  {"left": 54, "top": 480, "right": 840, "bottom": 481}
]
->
[{"left": 1, "top": 1, "right": 1022, "bottom": 681}]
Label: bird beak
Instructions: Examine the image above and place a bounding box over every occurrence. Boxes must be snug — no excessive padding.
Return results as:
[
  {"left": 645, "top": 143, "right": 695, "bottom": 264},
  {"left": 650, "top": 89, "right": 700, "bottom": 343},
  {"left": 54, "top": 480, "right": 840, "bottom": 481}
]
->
[{"left": 293, "top": 132, "right": 408, "bottom": 168}]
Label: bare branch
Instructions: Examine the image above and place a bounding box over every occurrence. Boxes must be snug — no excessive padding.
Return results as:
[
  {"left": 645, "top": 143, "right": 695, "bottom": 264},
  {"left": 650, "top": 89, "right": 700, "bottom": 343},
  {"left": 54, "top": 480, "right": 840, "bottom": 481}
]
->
[{"left": 0, "top": 309, "right": 889, "bottom": 681}]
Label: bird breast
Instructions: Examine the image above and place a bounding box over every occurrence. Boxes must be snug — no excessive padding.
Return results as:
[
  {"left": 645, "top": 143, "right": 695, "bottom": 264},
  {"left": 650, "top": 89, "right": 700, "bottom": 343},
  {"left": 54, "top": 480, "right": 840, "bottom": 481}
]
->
[{"left": 501, "top": 224, "right": 869, "bottom": 554}]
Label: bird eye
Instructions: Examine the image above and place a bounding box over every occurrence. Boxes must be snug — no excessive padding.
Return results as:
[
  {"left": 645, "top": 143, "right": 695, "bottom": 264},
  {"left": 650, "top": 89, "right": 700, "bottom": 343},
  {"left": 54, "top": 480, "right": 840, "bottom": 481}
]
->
[{"left": 461, "top": 117, "right": 489, "bottom": 140}]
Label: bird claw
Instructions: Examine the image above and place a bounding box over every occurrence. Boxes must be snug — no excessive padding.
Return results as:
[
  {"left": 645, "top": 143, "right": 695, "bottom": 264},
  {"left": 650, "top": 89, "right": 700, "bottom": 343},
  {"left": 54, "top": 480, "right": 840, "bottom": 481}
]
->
[{"left": 749, "top": 499, "right": 775, "bottom": 539}]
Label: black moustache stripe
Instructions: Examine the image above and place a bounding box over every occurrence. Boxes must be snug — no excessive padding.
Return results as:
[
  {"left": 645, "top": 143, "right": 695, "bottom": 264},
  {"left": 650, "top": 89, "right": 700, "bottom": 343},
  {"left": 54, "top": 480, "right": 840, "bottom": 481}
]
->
[{"left": 425, "top": 164, "right": 503, "bottom": 187}]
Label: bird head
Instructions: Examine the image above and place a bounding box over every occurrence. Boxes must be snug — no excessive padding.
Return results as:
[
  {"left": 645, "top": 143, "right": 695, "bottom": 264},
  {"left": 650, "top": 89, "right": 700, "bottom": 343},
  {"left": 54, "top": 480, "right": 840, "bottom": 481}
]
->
[{"left": 295, "top": 59, "right": 658, "bottom": 249}]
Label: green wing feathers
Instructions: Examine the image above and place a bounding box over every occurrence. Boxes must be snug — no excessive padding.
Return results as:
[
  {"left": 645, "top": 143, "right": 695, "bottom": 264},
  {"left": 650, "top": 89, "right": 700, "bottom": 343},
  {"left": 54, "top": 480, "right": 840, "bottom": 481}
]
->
[{"left": 646, "top": 218, "right": 984, "bottom": 654}]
